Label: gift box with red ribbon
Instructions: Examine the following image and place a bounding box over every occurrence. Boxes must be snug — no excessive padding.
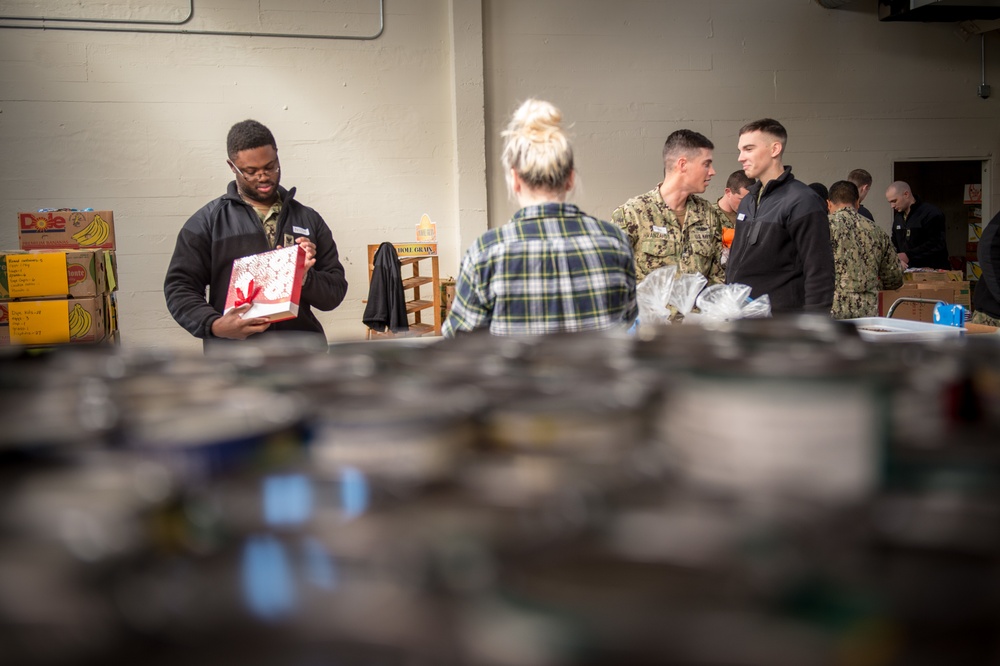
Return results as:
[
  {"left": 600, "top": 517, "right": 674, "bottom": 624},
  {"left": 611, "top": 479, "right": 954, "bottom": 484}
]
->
[{"left": 224, "top": 245, "right": 305, "bottom": 322}]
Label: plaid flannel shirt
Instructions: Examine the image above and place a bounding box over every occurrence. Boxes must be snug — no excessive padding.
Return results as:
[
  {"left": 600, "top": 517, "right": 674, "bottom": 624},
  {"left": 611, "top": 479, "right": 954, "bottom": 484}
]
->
[{"left": 443, "top": 203, "right": 638, "bottom": 337}]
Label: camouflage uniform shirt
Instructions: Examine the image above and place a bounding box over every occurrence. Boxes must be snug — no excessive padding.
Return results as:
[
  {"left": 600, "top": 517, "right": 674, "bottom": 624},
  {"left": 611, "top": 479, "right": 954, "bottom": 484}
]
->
[
  {"left": 829, "top": 206, "right": 904, "bottom": 319},
  {"left": 612, "top": 186, "right": 726, "bottom": 285},
  {"left": 712, "top": 202, "right": 737, "bottom": 230}
]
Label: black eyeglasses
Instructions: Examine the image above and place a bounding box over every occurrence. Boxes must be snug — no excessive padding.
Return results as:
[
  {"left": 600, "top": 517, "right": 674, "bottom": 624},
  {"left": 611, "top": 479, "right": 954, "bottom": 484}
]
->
[{"left": 229, "top": 160, "right": 280, "bottom": 181}]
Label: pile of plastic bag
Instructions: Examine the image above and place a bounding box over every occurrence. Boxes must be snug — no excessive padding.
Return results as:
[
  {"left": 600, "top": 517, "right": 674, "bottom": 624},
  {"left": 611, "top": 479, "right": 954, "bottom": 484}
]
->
[{"left": 636, "top": 265, "right": 771, "bottom": 325}]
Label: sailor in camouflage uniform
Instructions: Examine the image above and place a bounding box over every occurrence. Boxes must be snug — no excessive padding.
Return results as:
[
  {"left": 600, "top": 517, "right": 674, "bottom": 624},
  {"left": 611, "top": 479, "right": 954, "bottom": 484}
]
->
[
  {"left": 827, "top": 180, "right": 904, "bottom": 319},
  {"left": 612, "top": 129, "right": 726, "bottom": 285},
  {"left": 711, "top": 170, "right": 753, "bottom": 267}
]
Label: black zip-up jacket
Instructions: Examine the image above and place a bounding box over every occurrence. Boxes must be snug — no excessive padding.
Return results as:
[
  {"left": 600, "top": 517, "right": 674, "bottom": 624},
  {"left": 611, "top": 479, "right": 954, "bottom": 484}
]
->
[
  {"left": 973, "top": 211, "right": 1000, "bottom": 319},
  {"left": 164, "top": 182, "right": 348, "bottom": 340},
  {"left": 726, "top": 166, "right": 834, "bottom": 313},
  {"left": 362, "top": 242, "right": 409, "bottom": 334},
  {"left": 891, "top": 199, "right": 949, "bottom": 270}
]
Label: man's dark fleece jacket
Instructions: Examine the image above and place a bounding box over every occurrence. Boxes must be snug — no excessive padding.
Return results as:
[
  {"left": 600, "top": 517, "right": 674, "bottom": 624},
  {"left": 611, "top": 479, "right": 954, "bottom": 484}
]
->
[
  {"left": 973, "top": 211, "right": 1000, "bottom": 319},
  {"left": 891, "top": 198, "right": 949, "bottom": 270},
  {"left": 164, "top": 182, "right": 348, "bottom": 341},
  {"left": 726, "top": 166, "right": 834, "bottom": 313}
]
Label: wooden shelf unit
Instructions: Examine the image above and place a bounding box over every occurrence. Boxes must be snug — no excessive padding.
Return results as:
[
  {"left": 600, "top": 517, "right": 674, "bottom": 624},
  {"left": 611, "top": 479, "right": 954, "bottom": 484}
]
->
[{"left": 366, "top": 244, "right": 441, "bottom": 338}]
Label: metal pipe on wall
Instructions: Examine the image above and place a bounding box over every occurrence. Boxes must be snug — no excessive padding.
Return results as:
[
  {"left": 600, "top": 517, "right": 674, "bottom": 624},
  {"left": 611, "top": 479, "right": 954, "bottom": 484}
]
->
[{"left": 0, "top": 0, "right": 384, "bottom": 41}]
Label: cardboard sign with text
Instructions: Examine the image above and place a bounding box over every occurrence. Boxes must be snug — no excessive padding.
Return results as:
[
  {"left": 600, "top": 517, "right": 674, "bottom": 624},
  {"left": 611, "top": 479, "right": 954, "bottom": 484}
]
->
[{"left": 1, "top": 250, "right": 108, "bottom": 300}]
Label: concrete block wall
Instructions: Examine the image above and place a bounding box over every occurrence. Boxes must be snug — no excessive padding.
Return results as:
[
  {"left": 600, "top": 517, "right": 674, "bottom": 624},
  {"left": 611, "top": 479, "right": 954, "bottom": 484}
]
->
[
  {"left": 1, "top": 0, "right": 997, "bottom": 351},
  {"left": 483, "top": 0, "right": 999, "bottom": 234},
  {"left": 0, "top": 0, "right": 466, "bottom": 351}
]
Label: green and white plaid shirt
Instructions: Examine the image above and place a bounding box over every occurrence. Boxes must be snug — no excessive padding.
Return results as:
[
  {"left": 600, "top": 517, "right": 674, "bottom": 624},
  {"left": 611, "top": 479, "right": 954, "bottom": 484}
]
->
[{"left": 443, "top": 203, "right": 638, "bottom": 337}]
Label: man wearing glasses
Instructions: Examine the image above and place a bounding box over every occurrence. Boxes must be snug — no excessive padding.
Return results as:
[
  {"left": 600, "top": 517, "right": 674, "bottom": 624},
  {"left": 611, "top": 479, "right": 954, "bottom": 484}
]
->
[{"left": 165, "top": 119, "right": 348, "bottom": 343}]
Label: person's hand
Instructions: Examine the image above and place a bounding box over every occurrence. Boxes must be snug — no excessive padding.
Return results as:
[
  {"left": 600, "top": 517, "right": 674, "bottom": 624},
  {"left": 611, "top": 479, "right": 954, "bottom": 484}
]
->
[
  {"left": 897, "top": 252, "right": 909, "bottom": 269},
  {"left": 295, "top": 236, "right": 317, "bottom": 282},
  {"left": 211, "top": 303, "right": 271, "bottom": 340}
]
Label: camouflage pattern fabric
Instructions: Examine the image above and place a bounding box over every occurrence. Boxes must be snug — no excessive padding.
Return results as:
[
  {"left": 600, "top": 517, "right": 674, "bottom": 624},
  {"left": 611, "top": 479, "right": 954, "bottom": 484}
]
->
[
  {"left": 712, "top": 202, "right": 737, "bottom": 229},
  {"left": 611, "top": 186, "right": 726, "bottom": 284},
  {"left": 829, "top": 206, "right": 904, "bottom": 319},
  {"left": 250, "top": 200, "right": 282, "bottom": 248},
  {"left": 971, "top": 310, "right": 1000, "bottom": 327}
]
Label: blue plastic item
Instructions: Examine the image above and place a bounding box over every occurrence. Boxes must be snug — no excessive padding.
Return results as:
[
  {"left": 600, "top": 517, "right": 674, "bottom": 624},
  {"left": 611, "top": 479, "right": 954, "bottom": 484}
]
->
[{"left": 933, "top": 302, "right": 966, "bottom": 328}]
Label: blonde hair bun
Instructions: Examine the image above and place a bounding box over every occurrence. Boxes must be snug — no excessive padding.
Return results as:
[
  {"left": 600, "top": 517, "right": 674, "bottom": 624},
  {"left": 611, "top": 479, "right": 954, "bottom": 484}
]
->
[{"left": 501, "top": 99, "right": 574, "bottom": 195}]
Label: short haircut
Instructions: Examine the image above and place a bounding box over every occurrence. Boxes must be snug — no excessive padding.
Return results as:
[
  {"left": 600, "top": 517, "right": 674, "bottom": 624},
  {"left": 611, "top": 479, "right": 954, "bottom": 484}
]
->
[
  {"left": 847, "top": 169, "right": 872, "bottom": 188},
  {"left": 662, "top": 129, "right": 714, "bottom": 168},
  {"left": 501, "top": 99, "right": 574, "bottom": 194},
  {"left": 887, "top": 180, "right": 910, "bottom": 196},
  {"left": 227, "top": 120, "right": 277, "bottom": 159},
  {"left": 738, "top": 118, "right": 788, "bottom": 147},
  {"left": 725, "top": 170, "right": 753, "bottom": 192},
  {"left": 808, "top": 182, "right": 829, "bottom": 202},
  {"left": 829, "top": 180, "right": 860, "bottom": 205}
]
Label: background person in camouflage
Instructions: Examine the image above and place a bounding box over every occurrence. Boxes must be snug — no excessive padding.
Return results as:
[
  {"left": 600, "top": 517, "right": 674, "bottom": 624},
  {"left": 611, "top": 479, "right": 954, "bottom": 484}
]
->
[
  {"left": 713, "top": 170, "right": 752, "bottom": 267},
  {"left": 827, "top": 180, "right": 903, "bottom": 319},
  {"left": 713, "top": 170, "right": 753, "bottom": 228},
  {"left": 611, "top": 129, "right": 726, "bottom": 285}
]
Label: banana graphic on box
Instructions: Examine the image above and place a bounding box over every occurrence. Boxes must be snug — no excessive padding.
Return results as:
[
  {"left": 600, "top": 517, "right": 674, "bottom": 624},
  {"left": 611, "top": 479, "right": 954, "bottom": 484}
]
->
[
  {"left": 68, "top": 303, "right": 92, "bottom": 339},
  {"left": 71, "top": 213, "right": 111, "bottom": 247}
]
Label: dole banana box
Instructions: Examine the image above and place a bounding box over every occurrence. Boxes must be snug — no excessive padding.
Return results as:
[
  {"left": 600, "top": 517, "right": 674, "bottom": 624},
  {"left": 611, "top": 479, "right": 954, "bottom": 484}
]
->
[
  {"left": 0, "top": 250, "right": 107, "bottom": 299},
  {"left": 18, "top": 211, "right": 116, "bottom": 251},
  {"left": 3, "top": 296, "right": 106, "bottom": 346}
]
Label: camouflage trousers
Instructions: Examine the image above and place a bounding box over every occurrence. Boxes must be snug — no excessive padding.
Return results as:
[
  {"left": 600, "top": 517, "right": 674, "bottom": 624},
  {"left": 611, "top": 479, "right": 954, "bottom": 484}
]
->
[
  {"left": 971, "top": 310, "right": 1000, "bottom": 327},
  {"left": 831, "top": 292, "right": 878, "bottom": 320}
]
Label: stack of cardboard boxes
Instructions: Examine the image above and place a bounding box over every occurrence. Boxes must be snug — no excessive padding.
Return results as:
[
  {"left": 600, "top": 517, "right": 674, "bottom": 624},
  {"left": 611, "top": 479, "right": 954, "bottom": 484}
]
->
[
  {"left": 878, "top": 269, "right": 970, "bottom": 323},
  {"left": 964, "top": 184, "right": 982, "bottom": 285},
  {"left": 0, "top": 211, "right": 119, "bottom": 346}
]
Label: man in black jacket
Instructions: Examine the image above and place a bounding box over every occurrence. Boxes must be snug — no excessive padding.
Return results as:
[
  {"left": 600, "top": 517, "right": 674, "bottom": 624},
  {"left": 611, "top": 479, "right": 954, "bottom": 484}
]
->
[
  {"left": 972, "top": 211, "right": 1000, "bottom": 327},
  {"left": 885, "top": 181, "right": 950, "bottom": 270},
  {"left": 726, "top": 118, "right": 834, "bottom": 313},
  {"left": 164, "top": 120, "right": 348, "bottom": 342}
]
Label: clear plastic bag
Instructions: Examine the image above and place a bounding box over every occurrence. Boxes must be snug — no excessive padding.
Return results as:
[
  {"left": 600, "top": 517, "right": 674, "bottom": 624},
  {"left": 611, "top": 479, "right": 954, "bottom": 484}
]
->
[
  {"left": 636, "top": 266, "right": 708, "bottom": 325},
  {"left": 694, "top": 283, "right": 771, "bottom": 320}
]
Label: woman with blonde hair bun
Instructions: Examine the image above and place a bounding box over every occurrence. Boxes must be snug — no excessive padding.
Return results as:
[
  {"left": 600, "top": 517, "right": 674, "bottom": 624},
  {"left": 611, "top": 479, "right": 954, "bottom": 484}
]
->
[{"left": 444, "top": 99, "right": 637, "bottom": 336}]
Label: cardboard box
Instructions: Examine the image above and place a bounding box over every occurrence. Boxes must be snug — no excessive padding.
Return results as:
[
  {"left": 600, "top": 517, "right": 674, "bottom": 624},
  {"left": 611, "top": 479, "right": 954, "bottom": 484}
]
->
[
  {"left": 879, "top": 285, "right": 961, "bottom": 323},
  {"left": 224, "top": 245, "right": 305, "bottom": 322},
  {"left": 104, "top": 250, "right": 118, "bottom": 291},
  {"left": 903, "top": 269, "right": 965, "bottom": 282},
  {"left": 1, "top": 250, "right": 107, "bottom": 300},
  {"left": 18, "top": 211, "right": 116, "bottom": 251},
  {"left": 0, "top": 302, "right": 8, "bottom": 345},
  {"left": 440, "top": 277, "right": 456, "bottom": 320},
  {"left": 968, "top": 261, "right": 982, "bottom": 281},
  {"left": 963, "top": 184, "right": 983, "bottom": 205},
  {"left": 104, "top": 291, "right": 119, "bottom": 335},
  {"left": 969, "top": 223, "right": 983, "bottom": 242},
  {"left": 3, "top": 296, "right": 106, "bottom": 346}
]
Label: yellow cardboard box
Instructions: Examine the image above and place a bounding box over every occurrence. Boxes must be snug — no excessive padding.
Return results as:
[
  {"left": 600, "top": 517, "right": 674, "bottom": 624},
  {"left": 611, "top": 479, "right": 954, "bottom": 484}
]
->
[
  {"left": 18, "top": 211, "right": 115, "bottom": 251},
  {"left": 4, "top": 297, "right": 106, "bottom": 346},
  {"left": 1, "top": 250, "right": 107, "bottom": 300}
]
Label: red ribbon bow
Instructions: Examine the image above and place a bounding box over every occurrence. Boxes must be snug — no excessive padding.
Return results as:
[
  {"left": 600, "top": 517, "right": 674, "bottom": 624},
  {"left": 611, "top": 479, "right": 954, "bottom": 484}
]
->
[{"left": 235, "top": 279, "right": 261, "bottom": 307}]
